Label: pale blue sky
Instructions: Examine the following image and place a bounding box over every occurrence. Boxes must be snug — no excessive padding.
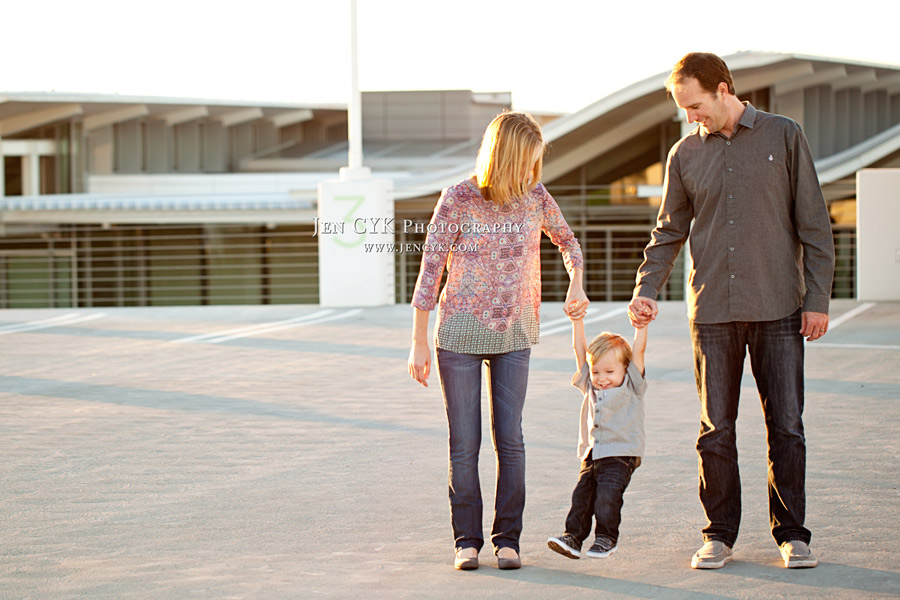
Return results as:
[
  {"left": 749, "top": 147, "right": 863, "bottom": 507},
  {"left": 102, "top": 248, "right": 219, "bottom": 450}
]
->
[{"left": 5, "top": 0, "right": 900, "bottom": 114}]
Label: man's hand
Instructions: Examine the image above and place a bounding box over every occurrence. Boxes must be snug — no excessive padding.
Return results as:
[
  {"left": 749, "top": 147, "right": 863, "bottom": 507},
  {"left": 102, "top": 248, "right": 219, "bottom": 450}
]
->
[
  {"left": 628, "top": 296, "right": 658, "bottom": 328},
  {"left": 801, "top": 311, "right": 829, "bottom": 342}
]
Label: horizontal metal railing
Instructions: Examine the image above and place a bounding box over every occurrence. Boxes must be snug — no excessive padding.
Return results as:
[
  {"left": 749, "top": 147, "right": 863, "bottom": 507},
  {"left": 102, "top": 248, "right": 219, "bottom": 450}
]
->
[
  {"left": 0, "top": 224, "right": 318, "bottom": 308},
  {"left": 0, "top": 196, "right": 857, "bottom": 309}
]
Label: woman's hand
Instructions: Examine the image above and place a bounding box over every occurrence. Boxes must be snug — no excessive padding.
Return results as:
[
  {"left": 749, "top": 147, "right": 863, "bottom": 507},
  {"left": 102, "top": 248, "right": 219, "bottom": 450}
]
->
[
  {"left": 409, "top": 307, "right": 432, "bottom": 387},
  {"left": 564, "top": 285, "right": 589, "bottom": 320},
  {"left": 408, "top": 340, "right": 431, "bottom": 387}
]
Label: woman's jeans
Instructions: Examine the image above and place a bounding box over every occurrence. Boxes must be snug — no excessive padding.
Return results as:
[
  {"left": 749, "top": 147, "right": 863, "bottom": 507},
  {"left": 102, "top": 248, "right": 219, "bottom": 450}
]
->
[
  {"left": 564, "top": 455, "right": 641, "bottom": 545},
  {"left": 435, "top": 347, "right": 530, "bottom": 553},
  {"left": 689, "top": 309, "right": 811, "bottom": 547}
]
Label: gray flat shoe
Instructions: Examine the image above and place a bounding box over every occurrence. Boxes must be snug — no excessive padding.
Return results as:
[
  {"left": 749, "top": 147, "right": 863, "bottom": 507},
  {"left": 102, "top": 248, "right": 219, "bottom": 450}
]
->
[
  {"left": 497, "top": 549, "right": 521, "bottom": 570},
  {"left": 454, "top": 548, "right": 479, "bottom": 570}
]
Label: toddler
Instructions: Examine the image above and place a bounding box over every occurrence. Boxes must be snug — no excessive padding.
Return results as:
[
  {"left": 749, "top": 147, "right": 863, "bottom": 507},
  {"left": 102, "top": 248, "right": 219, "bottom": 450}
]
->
[{"left": 547, "top": 302, "right": 647, "bottom": 559}]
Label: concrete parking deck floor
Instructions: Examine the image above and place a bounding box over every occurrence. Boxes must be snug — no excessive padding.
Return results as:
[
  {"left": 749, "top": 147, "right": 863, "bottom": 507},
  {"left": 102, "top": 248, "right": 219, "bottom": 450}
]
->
[{"left": 1, "top": 300, "right": 898, "bottom": 599}]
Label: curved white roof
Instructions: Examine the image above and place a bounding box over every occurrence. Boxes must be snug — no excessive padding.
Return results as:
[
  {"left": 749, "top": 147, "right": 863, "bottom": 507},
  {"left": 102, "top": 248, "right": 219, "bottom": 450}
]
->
[{"left": 394, "top": 51, "right": 900, "bottom": 199}]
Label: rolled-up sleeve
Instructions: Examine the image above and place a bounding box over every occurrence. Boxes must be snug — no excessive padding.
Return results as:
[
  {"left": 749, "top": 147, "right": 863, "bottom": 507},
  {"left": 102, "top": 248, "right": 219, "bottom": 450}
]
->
[
  {"left": 540, "top": 185, "right": 583, "bottom": 272},
  {"left": 411, "top": 189, "right": 462, "bottom": 311}
]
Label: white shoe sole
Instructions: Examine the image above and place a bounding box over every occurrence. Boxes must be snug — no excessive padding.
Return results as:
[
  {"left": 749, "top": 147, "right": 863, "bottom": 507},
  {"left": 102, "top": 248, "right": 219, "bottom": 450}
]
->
[
  {"left": 691, "top": 553, "right": 732, "bottom": 569},
  {"left": 585, "top": 545, "right": 617, "bottom": 558},
  {"left": 547, "top": 537, "right": 580, "bottom": 559},
  {"left": 785, "top": 557, "right": 818, "bottom": 568}
]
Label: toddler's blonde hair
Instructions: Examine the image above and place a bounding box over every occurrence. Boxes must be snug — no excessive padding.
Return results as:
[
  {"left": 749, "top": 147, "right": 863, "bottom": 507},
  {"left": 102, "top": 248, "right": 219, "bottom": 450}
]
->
[{"left": 587, "top": 331, "right": 632, "bottom": 368}]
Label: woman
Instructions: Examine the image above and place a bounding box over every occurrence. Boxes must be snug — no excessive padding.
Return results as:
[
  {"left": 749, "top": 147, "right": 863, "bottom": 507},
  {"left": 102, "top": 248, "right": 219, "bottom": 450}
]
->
[{"left": 407, "top": 111, "right": 588, "bottom": 570}]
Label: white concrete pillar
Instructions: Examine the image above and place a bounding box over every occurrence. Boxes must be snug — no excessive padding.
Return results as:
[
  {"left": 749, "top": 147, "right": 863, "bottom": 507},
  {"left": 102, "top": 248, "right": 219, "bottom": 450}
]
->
[
  {"left": 0, "top": 136, "right": 5, "bottom": 197},
  {"left": 22, "top": 152, "right": 41, "bottom": 196},
  {"left": 857, "top": 168, "right": 900, "bottom": 300},
  {"left": 317, "top": 169, "right": 395, "bottom": 306}
]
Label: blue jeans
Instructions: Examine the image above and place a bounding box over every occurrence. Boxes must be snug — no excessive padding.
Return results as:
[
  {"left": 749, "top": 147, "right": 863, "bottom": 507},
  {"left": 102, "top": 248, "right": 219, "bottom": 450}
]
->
[
  {"left": 564, "top": 455, "right": 640, "bottom": 545},
  {"left": 690, "top": 309, "right": 811, "bottom": 547},
  {"left": 435, "top": 347, "right": 530, "bottom": 553}
]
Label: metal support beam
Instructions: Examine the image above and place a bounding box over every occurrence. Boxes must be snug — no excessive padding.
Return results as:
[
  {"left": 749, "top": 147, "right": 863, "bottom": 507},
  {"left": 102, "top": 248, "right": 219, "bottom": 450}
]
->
[
  {"left": 269, "top": 109, "right": 313, "bottom": 129},
  {"left": 859, "top": 73, "right": 900, "bottom": 94},
  {"left": 736, "top": 63, "right": 814, "bottom": 95},
  {"left": 160, "top": 107, "right": 209, "bottom": 126},
  {"left": 0, "top": 103, "right": 83, "bottom": 136},
  {"left": 774, "top": 66, "right": 847, "bottom": 96},
  {"left": 217, "top": 108, "right": 264, "bottom": 128},
  {"left": 832, "top": 69, "right": 877, "bottom": 92},
  {"left": 83, "top": 105, "right": 150, "bottom": 130}
]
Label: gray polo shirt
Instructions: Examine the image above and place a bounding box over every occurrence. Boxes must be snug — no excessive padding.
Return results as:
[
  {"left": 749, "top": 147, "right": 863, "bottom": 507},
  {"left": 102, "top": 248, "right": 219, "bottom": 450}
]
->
[
  {"left": 635, "top": 103, "right": 835, "bottom": 323},
  {"left": 572, "top": 361, "right": 646, "bottom": 460}
]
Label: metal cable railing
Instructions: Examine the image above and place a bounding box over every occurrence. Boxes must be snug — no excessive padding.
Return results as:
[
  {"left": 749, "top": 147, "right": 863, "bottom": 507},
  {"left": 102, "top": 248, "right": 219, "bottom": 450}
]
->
[
  {"left": 0, "top": 224, "right": 318, "bottom": 308},
  {"left": 0, "top": 202, "right": 857, "bottom": 309}
]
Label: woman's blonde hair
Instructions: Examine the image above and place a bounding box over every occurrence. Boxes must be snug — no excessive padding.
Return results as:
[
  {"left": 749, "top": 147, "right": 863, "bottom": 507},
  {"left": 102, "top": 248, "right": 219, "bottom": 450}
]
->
[
  {"left": 474, "top": 111, "right": 544, "bottom": 205},
  {"left": 587, "top": 332, "right": 632, "bottom": 369}
]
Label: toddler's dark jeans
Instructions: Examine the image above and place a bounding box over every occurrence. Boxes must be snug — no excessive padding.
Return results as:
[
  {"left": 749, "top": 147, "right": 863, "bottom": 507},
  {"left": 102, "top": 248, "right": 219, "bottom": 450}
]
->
[{"left": 564, "top": 455, "right": 640, "bottom": 545}]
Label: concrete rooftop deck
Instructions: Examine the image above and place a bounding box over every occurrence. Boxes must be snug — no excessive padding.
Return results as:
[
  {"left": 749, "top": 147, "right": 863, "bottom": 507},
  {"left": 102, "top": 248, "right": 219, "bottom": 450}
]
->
[{"left": 1, "top": 300, "right": 898, "bottom": 599}]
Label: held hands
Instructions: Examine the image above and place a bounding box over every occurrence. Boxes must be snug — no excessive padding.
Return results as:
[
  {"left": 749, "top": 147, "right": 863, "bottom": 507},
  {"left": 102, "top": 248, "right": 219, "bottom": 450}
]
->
[
  {"left": 627, "top": 296, "right": 658, "bottom": 329},
  {"left": 564, "top": 282, "right": 589, "bottom": 320},
  {"left": 566, "top": 299, "right": 589, "bottom": 320}
]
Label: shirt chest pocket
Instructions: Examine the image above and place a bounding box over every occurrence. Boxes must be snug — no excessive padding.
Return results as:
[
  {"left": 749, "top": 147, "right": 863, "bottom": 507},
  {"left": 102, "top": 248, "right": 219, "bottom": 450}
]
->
[
  {"left": 742, "top": 147, "right": 788, "bottom": 180},
  {"left": 594, "top": 389, "right": 631, "bottom": 422}
]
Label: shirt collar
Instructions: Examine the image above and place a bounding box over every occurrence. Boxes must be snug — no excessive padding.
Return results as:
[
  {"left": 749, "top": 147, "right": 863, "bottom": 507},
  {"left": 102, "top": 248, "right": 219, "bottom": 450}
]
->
[{"left": 699, "top": 101, "right": 757, "bottom": 142}]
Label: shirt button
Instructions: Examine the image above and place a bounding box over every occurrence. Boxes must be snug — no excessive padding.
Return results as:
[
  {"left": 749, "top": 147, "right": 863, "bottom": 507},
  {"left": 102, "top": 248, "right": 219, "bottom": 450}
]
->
[
  {"left": 728, "top": 168, "right": 733, "bottom": 172},
  {"left": 729, "top": 247, "right": 735, "bottom": 251},
  {"left": 728, "top": 194, "right": 734, "bottom": 199},
  {"left": 726, "top": 141, "right": 731, "bottom": 146},
  {"left": 730, "top": 274, "right": 736, "bottom": 279},
  {"left": 729, "top": 220, "right": 734, "bottom": 224}
]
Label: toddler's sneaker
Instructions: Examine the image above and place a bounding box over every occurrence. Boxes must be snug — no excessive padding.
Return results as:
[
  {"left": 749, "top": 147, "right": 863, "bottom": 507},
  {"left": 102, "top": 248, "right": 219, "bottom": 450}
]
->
[
  {"left": 547, "top": 533, "right": 581, "bottom": 559},
  {"left": 585, "top": 535, "right": 617, "bottom": 558}
]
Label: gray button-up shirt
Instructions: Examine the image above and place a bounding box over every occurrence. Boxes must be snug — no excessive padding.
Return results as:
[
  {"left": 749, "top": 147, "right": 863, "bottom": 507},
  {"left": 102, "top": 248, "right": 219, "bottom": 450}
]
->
[
  {"left": 635, "top": 103, "right": 835, "bottom": 323},
  {"left": 572, "top": 361, "right": 646, "bottom": 460}
]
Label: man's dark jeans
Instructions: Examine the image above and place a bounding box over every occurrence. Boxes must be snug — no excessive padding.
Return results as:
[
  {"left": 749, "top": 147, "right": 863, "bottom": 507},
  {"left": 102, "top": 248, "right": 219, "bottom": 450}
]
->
[
  {"left": 435, "top": 347, "right": 530, "bottom": 554},
  {"left": 564, "top": 455, "right": 641, "bottom": 545},
  {"left": 689, "top": 309, "right": 811, "bottom": 547}
]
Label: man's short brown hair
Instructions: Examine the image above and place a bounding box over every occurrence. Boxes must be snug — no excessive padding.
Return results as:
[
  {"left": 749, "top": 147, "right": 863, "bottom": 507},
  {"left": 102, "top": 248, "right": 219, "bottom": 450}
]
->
[{"left": 666, "top": 52, "right": 735, "bottom": 96}]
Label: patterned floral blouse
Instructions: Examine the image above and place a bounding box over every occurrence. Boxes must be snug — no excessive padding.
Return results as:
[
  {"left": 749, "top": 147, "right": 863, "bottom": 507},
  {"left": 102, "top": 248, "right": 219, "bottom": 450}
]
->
[{"left": 411, "top": 178, "right": 583, "bottom": 354}]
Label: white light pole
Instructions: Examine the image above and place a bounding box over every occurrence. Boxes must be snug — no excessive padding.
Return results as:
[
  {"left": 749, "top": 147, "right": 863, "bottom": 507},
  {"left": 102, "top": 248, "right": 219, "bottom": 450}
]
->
[
  {"left": 317, "top": 0, "right": 394, "bottom": 306},
  {"left": 347, "top": 0, "right": 363, "bottom": 172},
  {"left": 341, "top": 0, "right": 369, "bottom": 181}
]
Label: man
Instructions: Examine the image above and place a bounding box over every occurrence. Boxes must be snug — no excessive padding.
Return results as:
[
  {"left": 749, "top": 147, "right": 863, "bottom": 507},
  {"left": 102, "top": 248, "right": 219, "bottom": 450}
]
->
[{"left": 628, "top": 53, "right": 834, "bottom": 570}]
